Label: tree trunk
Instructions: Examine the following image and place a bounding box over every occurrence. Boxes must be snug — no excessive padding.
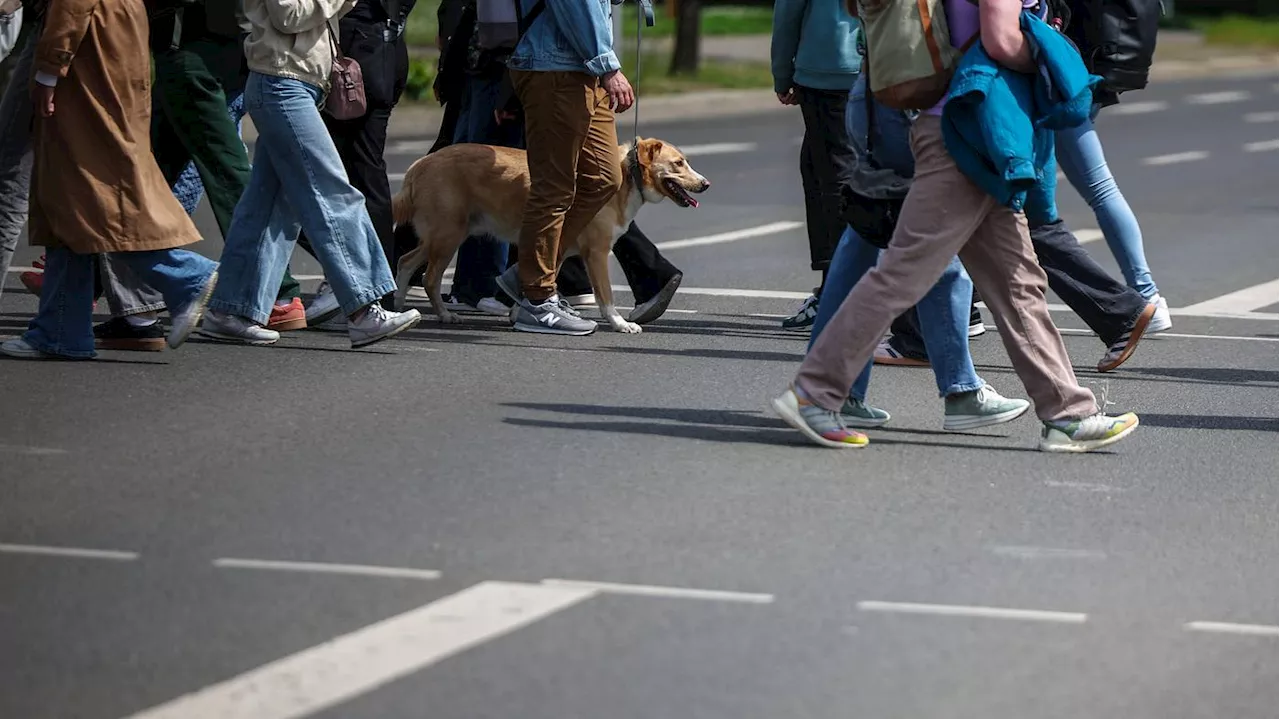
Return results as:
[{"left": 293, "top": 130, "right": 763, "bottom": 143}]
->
[{"left": 669, "top": 0, "right": 701, "bottom": 76}]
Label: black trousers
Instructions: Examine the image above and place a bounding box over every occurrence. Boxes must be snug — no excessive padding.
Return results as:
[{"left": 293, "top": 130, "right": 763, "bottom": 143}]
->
[
  {"left": 555, "top": 223, "right": 682, "bottom": 304},
  {"left": 298, "top": 15, "right": 410, "bottom": 308},
  {"left": 798, "top": 85, "right": 857, "bottom": 286}
]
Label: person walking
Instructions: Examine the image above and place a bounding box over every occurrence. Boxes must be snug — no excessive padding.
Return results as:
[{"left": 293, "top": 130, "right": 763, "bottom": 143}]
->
[{"left": 0, "top": 0, "right": 39, "bottom": 303}]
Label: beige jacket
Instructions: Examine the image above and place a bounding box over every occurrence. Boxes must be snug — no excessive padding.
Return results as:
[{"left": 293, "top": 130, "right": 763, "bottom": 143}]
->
[{"left": 243, "top": 0, "right": 357, "bottom": 91}]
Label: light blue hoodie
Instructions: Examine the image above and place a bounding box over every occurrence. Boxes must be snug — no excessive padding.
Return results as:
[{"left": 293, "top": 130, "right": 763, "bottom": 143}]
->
[{"left": 770, "top": 0, "right": 861, "bottom": 95}]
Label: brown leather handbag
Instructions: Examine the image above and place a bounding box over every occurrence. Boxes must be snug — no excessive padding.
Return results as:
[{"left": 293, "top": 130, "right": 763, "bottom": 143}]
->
[{"left": 324, "top": 21, "right": 367, "bottom": 121}]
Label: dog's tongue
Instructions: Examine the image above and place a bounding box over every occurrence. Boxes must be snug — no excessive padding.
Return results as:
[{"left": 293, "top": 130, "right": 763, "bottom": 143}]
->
[{"left": 688, "top": 196, "right": 700, "bottom": 208}]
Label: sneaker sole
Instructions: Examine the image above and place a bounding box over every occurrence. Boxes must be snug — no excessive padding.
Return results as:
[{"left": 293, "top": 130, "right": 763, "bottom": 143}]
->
[
  {"left": 306, "top": 305, "right": 343, "bottom": 326},
  {"left": 267, "top": 317, "right": 308, "bottom": 332},
  {"left": 197, "top": 329, "right": 279, "bottom": 346},
  {"left": 1038, "top": 416, "right": 1140, "bottom": 453},
  {"left": 968, "top": 323, "right": 986, "bottom": 338},
  {"left": 168, "top": 269, "right": 218, "bottom": 349},
  {"left": 943, "top": 402, "right": 1031, "bottom": 431},
  {"left": 512, "top": 321, "right": 596, "bottom": 336},
  {"left": 628, "top": 273, "right": 683, "bottom": 325},
  {"left": 781, "top": 322, "right": 814, "bottom": 332},
  {"left": 95, "top": 338, "right": 167, "bottom": 352},
  {"left": 843, "top": 413, "right": 892, "bottom": 429},
  {"left": 494, "top": 271, "right": 522, "bottom": 304},
  {"left": 1097, "top": 303, "right": 1157, "bottom": 372},
  {"left": 769, "top": 391, "right": 867, "bottom": 449},
  {"left": 351, "top": 312, "right": 423, "bottom": 348},
  {"left": 874, "top": 354, "right": 930, "bottom": 367}
]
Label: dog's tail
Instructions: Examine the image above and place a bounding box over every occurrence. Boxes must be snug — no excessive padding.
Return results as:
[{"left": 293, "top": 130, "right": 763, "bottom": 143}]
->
[{"left": 391, "top": 158, "right": 425, "bottom": 227}]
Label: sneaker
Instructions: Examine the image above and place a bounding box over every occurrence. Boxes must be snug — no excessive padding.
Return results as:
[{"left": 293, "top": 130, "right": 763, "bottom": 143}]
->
[
  {"left": 943, "top": 384, "right": 1032, "bottom": 431},
  {"left": 94, "top": 317, "right": 166, "bottom": 351},
  {"left": 475, "top": 297, "right": 510, "bottom": 316},
  {"left": 873, "top": 338, "right": 930, "bottom": 367},
  {"left": 1039, "top": 412, "right": 1139, "bottom": 453},
  {"left": 267, "top": 298, "right": 307, "bottom": 332},
  {"left": 841, "top": 397, "right": 892, "bottom": 428},
  {"left": 512, "top": 295, "right": 597, "bottom": 335},
  {"left": 0, "top": 338, "right": 54, "bottom": 359},
  {"left": 781, "top": 293, "right": 819, "bottom": 331},
  {"left": 168, "top": 269, "right": 218, "bottom": 349},
  {"left": 770, "top": 386, "right": 870, "bottom": 448},
  {"left": 629, "top": 272, "right": 683, "bottom": 325},
  {"left": 348, "top": 303, "right": 422, "bottom": 348},
  {"left": 494, "top": 265, "right": 522, "bottom": 303},
  {"left": 20, "top": 255, "right": 45, "bottom": 296},
  {"left": 563, "top": 293, "right": 596, "bottom": 308},
  {"left": 441, "top": 294, "right": 475, "bottom": 312},
  {"left": 969, "top": 319, "right": 986, "bottom": 338},
  {"left": 199, "top": 310, "right": 280, "bottom": 345},
  {"left": 1097, "top": 302, "right": 1157, "bottom": 372},
  {"left": 1147, "top": 294, "right": 1172, "bottom": 334},
  {"left": 305, "top": 282, "right": 342, "bottom": 326}
]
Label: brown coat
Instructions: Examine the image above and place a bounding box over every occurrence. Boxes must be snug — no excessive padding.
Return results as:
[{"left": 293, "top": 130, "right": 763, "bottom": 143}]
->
[{"left": 30, "top": 0, "right": 201, "bottom": 254}]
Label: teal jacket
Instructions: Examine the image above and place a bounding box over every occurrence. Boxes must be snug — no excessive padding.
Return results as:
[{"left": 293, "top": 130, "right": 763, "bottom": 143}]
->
[{"left": 770, "top": 0, "right": 861, "bottom": 94}]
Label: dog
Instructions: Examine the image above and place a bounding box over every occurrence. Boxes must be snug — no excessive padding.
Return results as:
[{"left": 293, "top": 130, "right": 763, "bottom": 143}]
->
[{"left": 390, "top": 137, "right": 709, "bottom": 333}]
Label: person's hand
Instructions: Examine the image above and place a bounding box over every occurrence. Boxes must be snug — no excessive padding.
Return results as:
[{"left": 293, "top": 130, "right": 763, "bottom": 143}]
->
[
  {"left": 601, "top": 70, "right": 634, "bottom": 114},
  {"left": 32, "top": 84, "right": 54, "bottom": 118},
  {"left": 777, "top": 88, "right": 799, "bottom": 106}
]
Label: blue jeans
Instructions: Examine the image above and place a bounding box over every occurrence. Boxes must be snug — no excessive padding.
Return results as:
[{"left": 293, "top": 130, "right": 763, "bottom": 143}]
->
[
  {"left": 23, "top": 247, "right": 216, "bottom": 358},
  {"left": 810, "top": 73, "right": 983, "bottom": 401},
  {"left": 209, "top": 73, "right": 395, "bottom": 324},
  {"left": 1055, "top": 116, "right": 1157, "bottom": 299},
  {"left": 449, "top": 72, "right": 523, "bottom": 303}
]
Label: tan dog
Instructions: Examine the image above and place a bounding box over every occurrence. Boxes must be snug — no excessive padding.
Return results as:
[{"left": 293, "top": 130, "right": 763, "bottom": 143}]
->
[{"left": 390, "top": 138, "right": 709, "bottom": 333}]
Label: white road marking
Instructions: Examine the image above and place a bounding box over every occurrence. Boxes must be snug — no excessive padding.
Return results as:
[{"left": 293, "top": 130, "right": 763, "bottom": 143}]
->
[
  {"left": 1056, "top": 327, "right": 1279, "bottom": 343},
  {"left": 542, "top": 578, "right": 775, "bottom": 604},
  {"left": 1186, "top": 90, "right": 1251, "bottom": 105},
  {"left": 1177, "top": 280, "right": 1279, "bottom": 315},
  {"left": 989, "top": 546, "right": 1107, "bottom": 560},
  {"left": 1108, "top": 100, "right": 1169, "bottom": 115},
  {"left": 122, "top": 581, "right": 596, "bottom": 719},
  {"left": 980, "top": 300, "right": 1279, "bottom": 323},
  {"left": 1043, "top": 480, "right": 1125, "bottom": 492},
  {"left": 654, "top": 221, "right": 804, "bottom": 251},
  {"left": 680, "top": 141, "right": 758, "bottom": 156},
  {"left": 1141, "top": 151, "right": 1210, "bottom": 166},
  {"left": 385, "top": 139, "right": 437, "bottom": 155},
  {"left": 1245, "top": 111, "right": 1279, "bottom": 123},
  {"left": 612, "top": 285, "right": 812, "bottom": 300},
  {"left": 857, "top": 600, "right": 1087, "bottom": 623},
  {"left": 1185, "top": 621, "right": 1280, "bottom": 637},
  {"left": 388, "top": 172, "right": 405, "bottom": 182},
  {"left": 0, "top": 443, "right": 69, "bottom": 455},
  {"left": 1075, "top": 228, "right": 1105, "bottom": 244},
  {"left": 213, "top": 558, "right": 442, "bottom": 581},
  {"left": 1244, "top": 139, "right": 1279, "bottom": 152},
  {"left": 0, "top": 543, "right": 139, "bottom": 561}
]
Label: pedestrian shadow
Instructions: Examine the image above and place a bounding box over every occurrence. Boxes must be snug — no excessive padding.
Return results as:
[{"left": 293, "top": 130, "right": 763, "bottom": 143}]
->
[
  {"left": 1120, "top": 366, "right": 1279, "bottom": 386},
  {"left": 1137, "top": 413, "right": 1278, "bottom": 433}
]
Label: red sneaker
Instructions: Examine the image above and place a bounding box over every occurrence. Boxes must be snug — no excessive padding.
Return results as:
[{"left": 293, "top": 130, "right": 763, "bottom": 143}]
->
[
  {"left": 267, "top": 297, "right": 307, "bottom": 332},
  {"left": 19, "top": 270, "right": 42, "bottom": 296}
]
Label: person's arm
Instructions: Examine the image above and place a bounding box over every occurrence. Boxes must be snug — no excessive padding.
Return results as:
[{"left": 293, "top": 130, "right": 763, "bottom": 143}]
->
[
  {"left": 32, "top": 0, "right": 96, "bottom": 105},
  {"left": 770, "top": 0, "right": 805, "bottom": 99},
  {"left": 980, "top": 0, "right": 1034, "bottom": 72},
  {"left": 543, "top": 0, "right": 619, "bottom": 76},
  {"left": 263, "top": 0, "right": 356, "bottom": 35}
]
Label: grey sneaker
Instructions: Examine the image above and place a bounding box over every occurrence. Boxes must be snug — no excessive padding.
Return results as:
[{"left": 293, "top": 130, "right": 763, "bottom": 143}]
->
[
  {"left": 494, "top": 265, "right": 522, "bottom": 303},
  {"left": 1040, "top": 412, "right": 1139, "bottom": 453},
  {"left": 512, "top": 295, "right": 597, "bottom": 336},
  {"left": 306, "top": 281, "right": 342, "bottom": 326},
  {"left": 199, "top": 310, "right": 279, "bottom": 345},
  {"left": 840, "top": 397, "right": 891, "bottom": 428},
  {"left": 770, "top": 386, "right": 870, "bottom": 449},
  {"left": 943, "top": 384, "right": 1031, "bottom": 431},
  {"left": 348, "top": 304, "right": 422, "bottom": 348}
]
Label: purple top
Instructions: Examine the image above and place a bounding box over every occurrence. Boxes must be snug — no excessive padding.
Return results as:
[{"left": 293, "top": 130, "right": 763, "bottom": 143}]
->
[{"left": 924, "top": 0, "right": 1042, "bottom": 116}]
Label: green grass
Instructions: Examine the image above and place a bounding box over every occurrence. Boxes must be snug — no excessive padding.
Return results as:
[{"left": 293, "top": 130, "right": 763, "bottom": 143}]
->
[
  {"left": 619, "top": 52, "right": 773, "bottom": 94},
  {"left": 1194, "top": 14, "right": 1278, "bottom": 48}
]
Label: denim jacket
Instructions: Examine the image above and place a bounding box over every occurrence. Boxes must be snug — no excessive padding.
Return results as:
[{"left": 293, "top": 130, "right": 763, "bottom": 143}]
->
[{"left": 508, "top": 0, "right": 620, "bottom": 77}]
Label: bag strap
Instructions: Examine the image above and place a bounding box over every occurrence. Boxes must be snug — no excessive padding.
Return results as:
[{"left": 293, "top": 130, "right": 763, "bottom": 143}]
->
[
  {"left": 516, "top": 0, "right": 545, "bottom": 36},
  {"left": 862, "top": 63, "right": 879, "bottom": 168},
  {"left": 327, "top": 19, "right": 346, "bottom": 62}
]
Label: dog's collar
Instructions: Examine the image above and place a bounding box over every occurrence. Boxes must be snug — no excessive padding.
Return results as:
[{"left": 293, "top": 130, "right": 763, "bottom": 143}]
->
[{"left": 625, "top": 140, "right": 645, "bottom": 194}]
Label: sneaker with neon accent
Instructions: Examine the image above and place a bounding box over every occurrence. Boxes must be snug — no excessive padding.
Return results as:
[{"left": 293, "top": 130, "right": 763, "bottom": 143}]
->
[
  {"left": 1039, "top": 412, "right": 1139, "bottom": 453},
  {"left": 770, "top": 386, "right": 870, "bottom": 448},
  {"left": 840, "top": 397, "right": 891, "bottom": 428},
  {"left": 943, "top": 384, "right": 1031, "bottom": 431}
]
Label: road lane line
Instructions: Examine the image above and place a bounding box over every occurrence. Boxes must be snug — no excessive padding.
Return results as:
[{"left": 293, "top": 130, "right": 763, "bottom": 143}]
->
[
  {"left": 1141, "top": 151, "right": 1210, "bottom": 166},
  {"left": 679, "top": 142, "right": 758, "bottom": 156},
  {"left": 122, "top": 581, "right": 596, "bottom": 719},
  {"left": 1043, "top": 480, "right": 1125, "bottom": 493},
  {"left": 613, "top": 285, "right": 812, "bottom": 300},
  {"left": 542, "top": 578, "right": 774, "bottom": 604},
  {"left": 1177, "top": 280, "right": 1280, "bottom": 314},
  {"left": 1108, "top": 101, "right": 1169, "bottom": 115},
  {"left": 1185, "top": 90, "right": 1251, "bottom": 104},
  {"left": 654, "top": 221, "right": 804, "bottom": 251},
  {"left": 0, "top": 543, "right": 138, "bottom": 561},
  {"left": 0, "top": 443, "right": 69, "bottom": 455},
  {"left": 1244, "top": 139, "right": 1279, "bottom": 152},
  {"left": 1245, "top": 111, "right": 1279, "bottom": 123},
  {"left": 213, "top": 558, "right": 442, "bottom": 581},
  {"left": 989, "top": 546, "right": 1107, "bottom": 560},
  {"left": 1056, "top": 327, "right": 1278, "bottom": 342},
  {"left": 1075, "top": 229, "right": 1104, "bottom": 244},
  {"left": 385, "top": 139, "right": 436, "bottom": 154},
  {"left": 389, "top": 172, "right": 405, "bottom": 182},
  {"left": 857, "top": 601, "right": 1087, "bottom": 623},
  {"left": 1185, "top": 621, "right": 1279, "bottom": 637}
]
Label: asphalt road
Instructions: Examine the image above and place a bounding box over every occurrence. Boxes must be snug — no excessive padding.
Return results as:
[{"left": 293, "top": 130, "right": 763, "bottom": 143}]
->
[{"left": 1, "top": 73, "right": 1277, "bottom": 719}]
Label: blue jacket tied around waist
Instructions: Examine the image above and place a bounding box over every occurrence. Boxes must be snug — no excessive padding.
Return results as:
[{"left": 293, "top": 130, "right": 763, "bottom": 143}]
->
[{"left": 941, "top": 12, "right": 1100, "bottom": 224}]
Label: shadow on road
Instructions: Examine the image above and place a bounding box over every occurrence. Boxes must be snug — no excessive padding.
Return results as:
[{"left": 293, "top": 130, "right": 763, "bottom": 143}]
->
[{"left": 1137, "top": 413, "right": 1279, "bottom": 432}]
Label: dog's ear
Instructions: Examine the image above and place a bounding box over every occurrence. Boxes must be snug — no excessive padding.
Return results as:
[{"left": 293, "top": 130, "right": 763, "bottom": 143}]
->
[{"left": 643, "top": 139, "right": 665, "bottom": 161}]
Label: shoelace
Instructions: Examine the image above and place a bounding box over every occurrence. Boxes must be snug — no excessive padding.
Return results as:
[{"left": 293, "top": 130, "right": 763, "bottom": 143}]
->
[{"left": 556, "top": 298, "right": 583, "bottom": 318}]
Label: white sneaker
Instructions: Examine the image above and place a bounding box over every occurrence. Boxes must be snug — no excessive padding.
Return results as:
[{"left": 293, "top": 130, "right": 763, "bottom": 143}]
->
[
  {"left": 306, "top": 282, "right": 342, "bottom": 325},
  {"left": 199, "top": 311, "right": 280, "bottom": 345},
  {"left": 563, "top": 293, "right": 596, "bottom": 308},
  {"left": 441, "top": 294, "right": 474, "bottom": 312},
  {"left": 348, "top": 304, "right": 422, "bottom": 348},
  {"left": 476, "top": 297, "right": 510, "bottom": 316},
  {"left": 1147, "top": 294, "right": 1172, "bottom": 334},
  {"left": 0, "top": 337, "right": 54, "bottom": 359}
]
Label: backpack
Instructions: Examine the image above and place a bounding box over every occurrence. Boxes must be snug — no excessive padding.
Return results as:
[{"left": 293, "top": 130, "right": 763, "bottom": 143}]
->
[
  {"left": 475, "top": 0, "right": 545, "bottom": 51},
  {"left": 1063, "top": 0, "right": 1162, "bottom": 94},
  {"left": 855, "top": 0, "right": 970, "bottom": 111}
]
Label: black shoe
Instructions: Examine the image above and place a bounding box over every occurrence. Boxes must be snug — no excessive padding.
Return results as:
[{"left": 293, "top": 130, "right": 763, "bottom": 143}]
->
[
  {"left": 628, "top": 272, "right": 682, "bottom": 325},
  {"left": 94, "top": 317, "right": 166, "bottom": 351}
]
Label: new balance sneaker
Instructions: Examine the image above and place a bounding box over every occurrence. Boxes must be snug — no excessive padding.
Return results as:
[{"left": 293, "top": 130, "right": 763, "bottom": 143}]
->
[
  {"left": 94, "top": 317, "right": 166, "bottom": 351},
  {"left": 1147, "top": 294, "right": 1172, "bottom": 334},
  {"left": 305, "top": 281, "right": 342, "bottom": 326},
  {"left": 1039, "top": 412, "right": 1139, "bottom": 453},
  {"left": 267, "top": 297, "right": 308, "bottom": 332},
  {"left": 943, "top": 384, "right": 1031, "bottom": 431},
  {"left": 348, "top": 304, "right": 422, "bottom": 348},
  {"left": 770, "top": 386, "right": 869, "bottom": 448},
  {"left": 873, "top": 338, "right": 929, "bottom": 367},
  {"left": 841, "top": 397, "right": 892, "bottom": 428},
  {"left": 168, "top": 269, "right": 218, "bottom": 349},
  {"left": 781, "top": 293, "right": 819, "bottom": 331},
  {"left": 1097, "top": 302, "right": 1157, "bottom": 372},
  {"left": 199, "top": 310, "right": 280, "bottom": 345},
  {"left": 512, "top": 295, "right": 597, "bottom": 335}
]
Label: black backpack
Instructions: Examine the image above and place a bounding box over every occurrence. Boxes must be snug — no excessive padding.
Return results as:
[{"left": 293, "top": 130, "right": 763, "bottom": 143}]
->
[{"left": 1063, "top": 0, "right": 1163, "bottom": 94}]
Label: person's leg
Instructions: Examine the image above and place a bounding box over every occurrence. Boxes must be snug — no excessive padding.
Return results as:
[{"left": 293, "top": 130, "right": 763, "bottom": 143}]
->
[
  {"left": 913, "top": 257, "right": 984, "bottom": 398},
  {"left": 615, "top": 222, "right": 684, "bottom": 324},
  {"left": 112, "top": 248, "right": 218, "bottom": 313},
  {"left": 554, "top": 85, "right": 622, "bottom": 273},
  {"left": 1055, "top": 117, "right": 1158, "bottom": 300},
  {"left": 448, "top": 73, "right": 510, "bottom": 307},
  {"left": 17, "top": 247, "right": 97, "bottom": 359},
  {"left": 0, "top": 20, "right": 37, "bottom": 302}
]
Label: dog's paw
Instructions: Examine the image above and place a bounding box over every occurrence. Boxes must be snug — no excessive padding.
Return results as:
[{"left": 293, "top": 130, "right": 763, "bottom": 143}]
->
[
  {"left": 437, "top": 311, "right": 463, "bottom": 324},
  {"left": 613, "top": 320, "right": 643, "bottom": 334}
]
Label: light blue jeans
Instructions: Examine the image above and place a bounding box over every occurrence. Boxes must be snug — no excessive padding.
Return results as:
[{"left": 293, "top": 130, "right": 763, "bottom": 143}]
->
[
  {"left": 208, "top": 73, "right": 395, "bottom": 324},
  {"left": 22, "top": 247, "right": 216, "bottom": 359},
  {"left": 1055, "top": 115, "right": 1158, "bottom": 299},
  {"left": 809, "top": 73, "right": 983, "bottom": 402}
]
